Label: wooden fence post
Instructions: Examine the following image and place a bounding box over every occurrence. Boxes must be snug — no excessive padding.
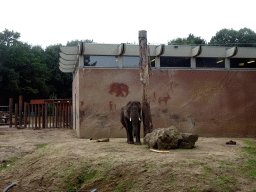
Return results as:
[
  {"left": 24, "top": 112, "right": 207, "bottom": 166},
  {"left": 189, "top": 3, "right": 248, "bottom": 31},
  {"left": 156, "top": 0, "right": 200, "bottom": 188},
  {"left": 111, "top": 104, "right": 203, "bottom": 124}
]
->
[
  {"left": 19, "top": 95, "right": 23, "bottom": 128},
  {"left": 15, "top": 103, "right": 18, "bottom": 128},
  {"left": 45, "top": 102, "right": 48, "bottom": 128},
  {"left": 139, "top": 30, "right": 153, "bottom": 139},
  {"left": 24, "top": 102, "right": 27, "bottom": 128},
  {"left": 9, "top": 98, "right": 13, "bottom": 128},
  {"left": 35, "top": 104, "right": 37, "bottom": 128}
]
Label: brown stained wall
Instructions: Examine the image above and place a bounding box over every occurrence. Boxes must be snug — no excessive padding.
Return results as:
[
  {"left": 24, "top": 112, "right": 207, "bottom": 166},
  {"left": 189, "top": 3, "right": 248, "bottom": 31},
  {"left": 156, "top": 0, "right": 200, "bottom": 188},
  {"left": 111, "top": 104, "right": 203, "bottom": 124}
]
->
[{"left": 77, "top": 68, "right": 256, "bottom": 138}]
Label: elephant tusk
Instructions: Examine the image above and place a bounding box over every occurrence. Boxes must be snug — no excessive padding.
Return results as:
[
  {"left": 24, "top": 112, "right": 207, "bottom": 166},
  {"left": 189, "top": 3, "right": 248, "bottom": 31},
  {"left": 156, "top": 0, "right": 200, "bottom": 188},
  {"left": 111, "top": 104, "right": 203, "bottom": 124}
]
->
[
  {"left": 130, "top": 117, "right": 131, "bottom": 121},
  {"left": 139, "top": 117, "right": 141, "bottom": 121}
]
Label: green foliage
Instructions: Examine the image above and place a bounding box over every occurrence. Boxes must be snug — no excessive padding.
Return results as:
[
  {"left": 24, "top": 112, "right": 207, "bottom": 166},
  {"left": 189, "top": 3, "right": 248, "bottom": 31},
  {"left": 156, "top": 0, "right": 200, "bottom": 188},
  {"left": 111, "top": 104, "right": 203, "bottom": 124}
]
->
[
  {"left": 168, "top": 33, "right": 206, "bottom": 45},
  {"left": 209, "top": 28, "right": 256, "bottom": 47},
  {"left": 66, "top": 39, "right": 93, "bottom": 46},
  {"left": 0, "top": 29, "right": 96, "bottom": 105}
]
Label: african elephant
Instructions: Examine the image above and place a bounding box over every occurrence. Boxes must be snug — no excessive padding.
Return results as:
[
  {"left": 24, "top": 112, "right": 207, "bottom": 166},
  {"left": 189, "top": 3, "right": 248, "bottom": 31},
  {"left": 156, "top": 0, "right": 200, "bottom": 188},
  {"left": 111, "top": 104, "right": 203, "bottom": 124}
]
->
[{"left": 120, "top": 101, "right": 142, "bottom": 145}]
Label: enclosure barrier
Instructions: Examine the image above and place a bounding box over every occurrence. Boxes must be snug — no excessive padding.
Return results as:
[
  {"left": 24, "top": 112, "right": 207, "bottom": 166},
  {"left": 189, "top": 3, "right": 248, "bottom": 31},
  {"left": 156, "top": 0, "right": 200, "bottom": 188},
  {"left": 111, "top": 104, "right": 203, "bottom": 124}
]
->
[{"left": 6, "top": 96, "right": 72, "bottom": 129}]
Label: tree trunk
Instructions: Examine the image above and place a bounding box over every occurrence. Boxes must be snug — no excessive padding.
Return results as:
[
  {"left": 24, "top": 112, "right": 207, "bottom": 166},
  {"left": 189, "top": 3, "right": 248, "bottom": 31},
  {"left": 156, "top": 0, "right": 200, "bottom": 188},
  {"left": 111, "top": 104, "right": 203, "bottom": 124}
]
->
[{"left": 138, "top": 30, "right": 153, "bottom": 139}]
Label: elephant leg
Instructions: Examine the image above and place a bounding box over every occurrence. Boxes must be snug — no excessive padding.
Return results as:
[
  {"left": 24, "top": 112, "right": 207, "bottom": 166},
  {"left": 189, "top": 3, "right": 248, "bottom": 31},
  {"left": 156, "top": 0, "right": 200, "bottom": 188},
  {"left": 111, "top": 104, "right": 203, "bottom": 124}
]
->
[
  {"left": 128, "top": 124, "right": 134, "bottom": 144},
  {"left": 125, "top": 119, "right": 133, "bottom": 144},
  {"left": 134, "top": 123, "right": 141, "bottom": 145}
]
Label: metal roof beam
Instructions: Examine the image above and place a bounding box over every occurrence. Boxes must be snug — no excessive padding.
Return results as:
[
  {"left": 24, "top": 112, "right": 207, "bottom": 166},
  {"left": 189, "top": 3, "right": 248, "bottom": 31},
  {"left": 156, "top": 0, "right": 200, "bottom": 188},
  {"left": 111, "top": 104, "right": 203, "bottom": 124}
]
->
[
  {"left": 59, "top": 58, "right": 77, "bottom": 65},
  {"left": 156, "top": 44, "right": 165, "bottom": 56},
  {"left": 118, "top": 43, "right": 125, "bottom": 55},
  {"left": 60, "top": 52, "right": 77, "bottom": 61},
  {"left": 59, "top": 66, "right": 74, "bottom": 73},
  {"left": 192, "top": 46, "right": 202, "bottom": 57},
  {"left": 226, "top": 46, "right": 238, "bottom": 57},
  {"left": 60, "top": 46, "right": 79, "bottom": 55},
  {"left": 59, "top": 62, "right": 75, "bottom": 69}
]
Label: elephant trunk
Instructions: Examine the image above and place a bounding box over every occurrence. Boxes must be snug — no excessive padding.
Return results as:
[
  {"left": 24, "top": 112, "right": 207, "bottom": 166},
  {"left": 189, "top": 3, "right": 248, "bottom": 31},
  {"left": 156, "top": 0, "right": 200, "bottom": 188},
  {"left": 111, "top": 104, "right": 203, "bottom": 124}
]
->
[{"left": 130, "top": 112, "right": 141, "bottom": 137}]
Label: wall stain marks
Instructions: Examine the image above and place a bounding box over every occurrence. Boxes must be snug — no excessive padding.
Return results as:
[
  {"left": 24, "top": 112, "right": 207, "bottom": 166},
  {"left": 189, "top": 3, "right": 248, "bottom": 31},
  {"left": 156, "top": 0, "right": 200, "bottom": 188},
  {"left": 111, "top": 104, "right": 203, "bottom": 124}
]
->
[
  {"left": 158, "top": 94, "right": 171, "bottom": 105},
  {"left": 109, "top": 83, "right": 129, "bottom": 97},
  {"left": 109, "top": 101, "right": 116, "bottom": 112},
  {"left": 168, "top": 81, "right": 178, "bottom": 92},
  {"left": 152, "top": 92, "right": 156, "bottom": 103}
]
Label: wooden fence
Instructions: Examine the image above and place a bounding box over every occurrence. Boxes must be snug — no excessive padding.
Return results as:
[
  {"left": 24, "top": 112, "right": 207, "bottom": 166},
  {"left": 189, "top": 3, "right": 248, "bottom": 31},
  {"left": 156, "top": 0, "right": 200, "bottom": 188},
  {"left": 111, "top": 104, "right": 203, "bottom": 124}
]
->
[{"left": 7, "top": 96, "right": 72, "bottom": 129}]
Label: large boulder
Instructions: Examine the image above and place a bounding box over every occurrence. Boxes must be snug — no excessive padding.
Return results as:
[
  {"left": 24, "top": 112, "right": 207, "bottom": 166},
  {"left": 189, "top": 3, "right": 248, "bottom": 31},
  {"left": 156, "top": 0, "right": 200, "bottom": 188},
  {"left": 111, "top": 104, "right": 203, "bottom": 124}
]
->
[
  {"left": 179, "top": 133, "right": 198, "bottom": 149},
  {"left": 144, "top": 126, "right": 183, "bottom": 150}
]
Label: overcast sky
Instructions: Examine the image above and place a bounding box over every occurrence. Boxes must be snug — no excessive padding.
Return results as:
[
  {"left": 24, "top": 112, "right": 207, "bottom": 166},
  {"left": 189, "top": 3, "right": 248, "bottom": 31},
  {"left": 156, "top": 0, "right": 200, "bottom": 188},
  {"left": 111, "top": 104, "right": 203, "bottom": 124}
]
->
[{"left": 1, "top": 0, "right": 256, "bottom": 49}]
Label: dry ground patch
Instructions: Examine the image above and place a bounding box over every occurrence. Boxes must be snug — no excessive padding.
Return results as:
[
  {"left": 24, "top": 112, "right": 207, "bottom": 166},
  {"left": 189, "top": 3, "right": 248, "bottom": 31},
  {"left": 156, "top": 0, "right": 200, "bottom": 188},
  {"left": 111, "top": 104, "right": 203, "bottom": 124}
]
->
[{"left": 0, "top": 127, "right": 256, "bottom": 192}]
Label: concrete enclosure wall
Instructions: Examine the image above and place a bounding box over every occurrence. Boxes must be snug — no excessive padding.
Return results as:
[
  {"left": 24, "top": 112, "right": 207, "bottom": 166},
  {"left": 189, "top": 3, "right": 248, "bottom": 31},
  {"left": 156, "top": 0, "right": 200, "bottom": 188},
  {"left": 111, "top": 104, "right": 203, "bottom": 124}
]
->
[{"left": 75, "top": 68, "right": 256, "bottom": 138}]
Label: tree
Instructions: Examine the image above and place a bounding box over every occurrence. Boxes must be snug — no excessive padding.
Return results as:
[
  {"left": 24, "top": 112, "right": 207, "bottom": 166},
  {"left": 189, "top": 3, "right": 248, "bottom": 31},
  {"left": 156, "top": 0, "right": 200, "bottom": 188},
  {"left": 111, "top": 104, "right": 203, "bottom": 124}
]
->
[
  {"left": 168, "top": 34, "right": 206, "bottom": 45},
  {"left": 237, "top": 28, "right": 256, "bottom": 47},
  {"left": 66, "top": 39, "right": 93, "bottom": 46},
  {"left": 0, "top": 28, "right": 21, "bottom": 47},
  {"left": 209, "top": 28, "right": 256, "bottom": 47}
]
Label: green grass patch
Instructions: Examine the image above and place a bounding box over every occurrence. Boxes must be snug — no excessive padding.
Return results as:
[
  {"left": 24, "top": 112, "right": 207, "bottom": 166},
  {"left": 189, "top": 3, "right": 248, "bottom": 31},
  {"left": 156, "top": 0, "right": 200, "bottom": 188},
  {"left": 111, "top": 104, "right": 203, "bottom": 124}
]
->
[
  {"left": 36, "top": 143, "right": 48, "bottom": 149},
  {"left": 64, "top": 166, "right": 102, "bottom": 190},
  {"left": 190, "top": 189, "right": 200, "bottom": 192},
  {"left": 243, "top": 140, "right": 256, "bottom": 146},
  {"left": 203, "top": 166, "right": 212, "bottom": 172},
  {"left": 0, "top": 156, "right": 20, "bottom": 171},
  {"left": 241, "top": 147, "right": 256, "bottom": 156},
  {"left": 114, "top": 179, "right": 135, "bottom": 192},
  {"left": 192, "top": 161, "right": 204, "bottom": 165}
]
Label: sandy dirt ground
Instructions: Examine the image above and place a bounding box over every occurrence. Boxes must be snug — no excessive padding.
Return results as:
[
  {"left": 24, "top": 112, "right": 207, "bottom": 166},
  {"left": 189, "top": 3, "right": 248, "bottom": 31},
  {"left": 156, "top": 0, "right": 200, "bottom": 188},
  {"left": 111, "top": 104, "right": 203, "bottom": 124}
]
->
[{"left": 0, "top": 126, "right": 256, "bottom": 192}]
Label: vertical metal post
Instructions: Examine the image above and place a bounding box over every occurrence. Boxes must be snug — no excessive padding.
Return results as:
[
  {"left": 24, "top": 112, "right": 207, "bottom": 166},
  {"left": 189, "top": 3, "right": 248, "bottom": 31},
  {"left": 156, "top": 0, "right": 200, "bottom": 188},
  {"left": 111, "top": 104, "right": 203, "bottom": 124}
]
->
[
  {"left": 139, "top": 30, "right": 153, "bottom": 138},
  {"left": 24, "top": 102, "right": 27, "bottom": 128},
  {"left": 15, "top": 103, "right": 18, "bottom": 128},
  {"left": 9, "top": 98, "right": 13, "bottom": 128},
  {"left": 19, "top": 95, "right": 23, "bottom": 128}
]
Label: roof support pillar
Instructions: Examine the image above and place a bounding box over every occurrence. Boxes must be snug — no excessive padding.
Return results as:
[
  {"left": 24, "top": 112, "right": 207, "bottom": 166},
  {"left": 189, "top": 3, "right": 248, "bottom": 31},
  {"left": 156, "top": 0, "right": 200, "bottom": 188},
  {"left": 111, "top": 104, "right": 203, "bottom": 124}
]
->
[
  {"left": 191, "top": 57, "right": 196, "bottom": 69},
  {"left": 155, "top": 57, "right": 160, "bottom": 69},
  {"left": 118, "top": 56, "right": 123, "bottom": 69},
  {"left": 225, "top": 58, "right": 230, "bottom": 70},
  {"left": 79, "top": 55, "right": 84, "bottom": 67}
]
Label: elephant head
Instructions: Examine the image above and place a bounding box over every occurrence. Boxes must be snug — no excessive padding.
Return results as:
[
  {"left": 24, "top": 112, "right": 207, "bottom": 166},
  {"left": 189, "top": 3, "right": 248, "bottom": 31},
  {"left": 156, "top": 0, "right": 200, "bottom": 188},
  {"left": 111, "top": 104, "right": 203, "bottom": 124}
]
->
[{"left": 120, "top": 101, "right": 142, "bottom": 145}]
